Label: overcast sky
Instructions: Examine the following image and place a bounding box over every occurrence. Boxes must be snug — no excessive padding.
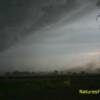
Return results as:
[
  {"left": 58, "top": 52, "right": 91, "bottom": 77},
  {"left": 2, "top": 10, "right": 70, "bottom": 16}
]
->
[{"left": 0, "top": 0, "right": 100, "bottom": 73}]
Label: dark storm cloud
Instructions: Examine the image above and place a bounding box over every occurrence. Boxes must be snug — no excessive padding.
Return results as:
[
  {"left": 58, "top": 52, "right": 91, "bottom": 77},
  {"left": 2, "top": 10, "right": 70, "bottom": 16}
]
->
[
  {"left": 0, "top": 0, "right": 74, "bottom": 51},
  {"left": 0, "top": 0, "right": 99, "bottom": 73},
  {"left": 0, "top": 0, "right": 96, "bottom": 52}
]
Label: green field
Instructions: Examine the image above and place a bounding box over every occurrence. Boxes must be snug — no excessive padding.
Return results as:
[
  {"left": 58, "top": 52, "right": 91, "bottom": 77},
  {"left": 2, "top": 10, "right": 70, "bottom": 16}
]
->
[{"left": 0, "top": 74, "right": 100, "bottom": 100}]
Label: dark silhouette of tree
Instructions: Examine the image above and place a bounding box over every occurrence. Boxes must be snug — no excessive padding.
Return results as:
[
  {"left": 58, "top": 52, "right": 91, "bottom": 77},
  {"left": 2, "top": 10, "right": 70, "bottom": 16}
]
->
[
  {"left": 53, "top": 70, "right": 59, "bottom": 75},
  {"left": 96, "top": 0, "right": 100, "bottom": 7}
]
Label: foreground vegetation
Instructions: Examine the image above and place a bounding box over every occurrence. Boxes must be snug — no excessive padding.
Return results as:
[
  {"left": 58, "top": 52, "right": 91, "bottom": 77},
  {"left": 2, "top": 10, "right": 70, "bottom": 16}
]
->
[{"left": 0, "top": 72, "right": 100, "bottom": 100}]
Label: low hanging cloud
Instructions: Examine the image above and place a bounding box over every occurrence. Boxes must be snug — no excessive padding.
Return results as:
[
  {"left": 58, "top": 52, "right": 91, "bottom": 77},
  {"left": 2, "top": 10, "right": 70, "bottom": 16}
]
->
[{"left": 0, "top": 0, "right": 100, "bottom": 73}]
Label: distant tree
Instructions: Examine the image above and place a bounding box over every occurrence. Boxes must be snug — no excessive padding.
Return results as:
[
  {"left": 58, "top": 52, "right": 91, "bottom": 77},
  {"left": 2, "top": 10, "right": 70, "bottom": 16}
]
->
[
  {"left": 96, "top": 0, "right": 100, "bottom": 7},
  {"left": 5, "top": 72, "right": 11, "bottom": 76},
  {"left": 53, "top": 70, "right": 59, "bottom": 75},
  {"left": 79, "top": 71, "right": 86, "bottom": 75},
  {"left": 13, "top": 71, "right": 20, "bottom": 75},
  {"left": 95, "top": 68, "right": 100, "bottom": 74}
]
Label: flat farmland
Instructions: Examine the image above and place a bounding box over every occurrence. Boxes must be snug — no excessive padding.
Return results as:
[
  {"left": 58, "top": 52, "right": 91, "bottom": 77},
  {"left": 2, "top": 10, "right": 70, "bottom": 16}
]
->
[{"left": 0, "top": 75, "right": 100, "bottom": 100}]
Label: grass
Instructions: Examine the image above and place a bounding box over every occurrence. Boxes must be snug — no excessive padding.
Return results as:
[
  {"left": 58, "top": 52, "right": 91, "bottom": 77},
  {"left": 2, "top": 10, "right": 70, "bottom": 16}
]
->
[{"left": 0, "top": 74, "right": 100, "bottom": 100}]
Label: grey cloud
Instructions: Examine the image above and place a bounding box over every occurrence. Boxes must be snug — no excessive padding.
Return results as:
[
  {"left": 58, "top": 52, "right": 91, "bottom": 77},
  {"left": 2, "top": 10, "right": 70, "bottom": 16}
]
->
[
  {"left": 0, "top": 0, "right": 96, "bottom": 52},
  {"left": 0, "top": 0, "right": 99, "bottom": 73}
]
